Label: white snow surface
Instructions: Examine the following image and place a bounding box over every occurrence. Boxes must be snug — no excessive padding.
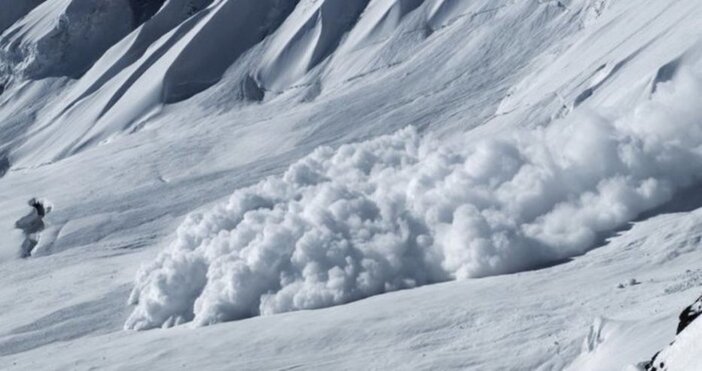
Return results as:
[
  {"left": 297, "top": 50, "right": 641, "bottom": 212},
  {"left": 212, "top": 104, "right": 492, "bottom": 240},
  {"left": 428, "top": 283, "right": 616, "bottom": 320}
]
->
[
  {"left": 2, "top": 0, "right": 702, "bottom": 369},
  {"left": 649, "top": 314, "right": 702, "bottom": 371}
]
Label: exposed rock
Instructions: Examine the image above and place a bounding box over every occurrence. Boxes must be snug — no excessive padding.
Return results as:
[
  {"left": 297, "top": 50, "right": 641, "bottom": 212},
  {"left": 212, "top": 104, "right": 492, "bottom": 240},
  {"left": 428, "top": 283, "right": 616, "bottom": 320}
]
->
[
  {"left": 677, "top": 295, "right": 702, "bottom": 335},
  {"left": 643, "top": 294, "right": 702, "bottom": 371}
]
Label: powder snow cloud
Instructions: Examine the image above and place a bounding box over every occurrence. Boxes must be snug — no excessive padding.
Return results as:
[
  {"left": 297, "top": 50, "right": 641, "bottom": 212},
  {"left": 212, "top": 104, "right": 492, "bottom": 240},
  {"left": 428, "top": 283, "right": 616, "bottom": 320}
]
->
[{"left": 125, "top": 64, "right": 702, "bottom": 330}]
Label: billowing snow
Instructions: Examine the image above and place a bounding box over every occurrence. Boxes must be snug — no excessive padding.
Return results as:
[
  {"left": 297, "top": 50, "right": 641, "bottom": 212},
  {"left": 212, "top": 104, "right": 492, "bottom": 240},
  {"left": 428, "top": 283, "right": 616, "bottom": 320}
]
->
[
  {"left": 2, "top": 0, "right": 702, "bottom": 369},
  {"left": 127, "top": 60, "right": 702, "bottom": 328}
]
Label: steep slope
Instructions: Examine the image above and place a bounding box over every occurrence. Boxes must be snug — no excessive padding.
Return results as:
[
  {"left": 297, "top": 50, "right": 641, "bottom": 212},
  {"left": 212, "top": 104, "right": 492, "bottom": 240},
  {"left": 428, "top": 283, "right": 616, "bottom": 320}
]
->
[
  {"left": 0, "top": 0, "right": 135, "bottom": 80},
  {"left": 5, "top": 193, "right": 702, "bottom": 370},
  {"left": 1, "top": 0, "right": 702, "bottom": 370},
  {"left": 0, "top": 0, "right": 46, "bottom": 35},
  {"left": 126, "top": 59, "right": 702, "bottom": 329},
  {"left": 643, "top": 299, "right": 702, "bottom": 371},
  {"left": 3, "top": 0, "right": 594, "bottom": 166}
]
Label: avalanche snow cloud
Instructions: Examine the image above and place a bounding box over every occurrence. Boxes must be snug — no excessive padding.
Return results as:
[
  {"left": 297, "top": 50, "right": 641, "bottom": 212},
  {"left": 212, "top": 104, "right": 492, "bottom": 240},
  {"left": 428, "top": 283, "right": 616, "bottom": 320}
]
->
[{"left": 125, "top": 61, "right": 702, "bottom": 330}]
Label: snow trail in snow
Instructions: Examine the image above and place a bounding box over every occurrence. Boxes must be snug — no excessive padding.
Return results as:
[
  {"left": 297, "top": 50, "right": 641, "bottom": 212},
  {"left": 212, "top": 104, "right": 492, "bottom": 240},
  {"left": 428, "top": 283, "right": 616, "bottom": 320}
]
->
[{"left": 125, "top": 63, "right": 702, "bottom": 330}]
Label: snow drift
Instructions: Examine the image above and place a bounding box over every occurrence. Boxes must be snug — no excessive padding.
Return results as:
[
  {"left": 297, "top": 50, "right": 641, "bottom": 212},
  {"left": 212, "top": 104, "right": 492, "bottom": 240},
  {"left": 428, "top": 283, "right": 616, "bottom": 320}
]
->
[{"left": 125, "top": 59, "right": 702, "bottom": 330}]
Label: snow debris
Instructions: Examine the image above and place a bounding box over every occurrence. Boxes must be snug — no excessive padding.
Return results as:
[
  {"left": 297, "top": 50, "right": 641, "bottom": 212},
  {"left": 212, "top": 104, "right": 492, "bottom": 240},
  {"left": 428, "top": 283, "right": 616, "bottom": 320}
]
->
[{"left": 125, "top": 64, "right": 702, "bottom": 330}]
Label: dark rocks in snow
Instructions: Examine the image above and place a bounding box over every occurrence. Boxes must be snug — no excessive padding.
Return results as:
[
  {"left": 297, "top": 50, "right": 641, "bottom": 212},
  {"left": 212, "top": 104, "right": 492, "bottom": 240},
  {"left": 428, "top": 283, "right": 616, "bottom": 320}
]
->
[
  {"left": 643, "top": 293, "right": 702, "bottom": 371},
  {"left": 644, "top": 355, "right": 665, "bottom": 371},
  {"left": 616, "top": 278, "right": 641, "bottom": 289},
  {"left": 14, "top": 198, "right": 51, "bottom": 258},
  {"left": 676, "top": 294, "right": 702, "bottom": 335}
]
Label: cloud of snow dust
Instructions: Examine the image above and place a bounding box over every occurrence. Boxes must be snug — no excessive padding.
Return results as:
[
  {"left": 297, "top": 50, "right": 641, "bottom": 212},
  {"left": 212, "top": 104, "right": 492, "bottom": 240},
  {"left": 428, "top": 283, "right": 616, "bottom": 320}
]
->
[{"left": 125, "top": 66, "right": 702, "bottom": 330}]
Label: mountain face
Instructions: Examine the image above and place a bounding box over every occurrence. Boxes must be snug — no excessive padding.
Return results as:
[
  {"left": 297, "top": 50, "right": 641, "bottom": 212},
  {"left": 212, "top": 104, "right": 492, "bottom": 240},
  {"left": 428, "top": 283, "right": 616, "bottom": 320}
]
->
[
  {"left": 2, "top": 0, "right": 702, "bottom": 370},
  {"left": 0, "top": 0, "right": 601, "bottom": 166}
]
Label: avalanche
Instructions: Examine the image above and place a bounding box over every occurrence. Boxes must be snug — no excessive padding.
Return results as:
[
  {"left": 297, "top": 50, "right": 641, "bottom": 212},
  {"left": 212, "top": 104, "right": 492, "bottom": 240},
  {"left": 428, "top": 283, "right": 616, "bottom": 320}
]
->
[
  {"left": 127, "top": 59, "right": 702, "bottom": 329},
  {"left": 3, "top": 0, "right": 702, "bottom": 370}
]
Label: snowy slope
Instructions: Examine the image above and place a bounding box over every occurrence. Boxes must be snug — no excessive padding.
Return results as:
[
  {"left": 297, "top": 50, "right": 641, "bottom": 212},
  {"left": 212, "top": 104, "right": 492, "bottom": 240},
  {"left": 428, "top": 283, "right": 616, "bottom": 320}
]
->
[
  {"left": 2, "top": 0, "right": 702, "bottom": 370},
  {"left": 645, "top": 297, "right": 702, "bottom": 371}
]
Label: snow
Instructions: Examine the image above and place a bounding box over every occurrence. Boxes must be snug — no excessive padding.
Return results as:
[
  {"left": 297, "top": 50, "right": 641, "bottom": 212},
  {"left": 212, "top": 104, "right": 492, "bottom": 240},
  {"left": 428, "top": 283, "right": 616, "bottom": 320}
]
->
[
  {"left": 2, "top": 0, "right": 702, "bottom": 369},
  {"left": 650, "top": 314, "right": 702, "bottom": 371},
  {"left": 0, "top": 0, "right": 135, "bottom": 79},
  {"left": 257, "top": 0, "right": 370, "bottom": 92},
  {"left": 0, "top": 0, "right": 45, "bottom": 35},
  {"left": 127, "top": 59, "right": 702, "bottom": 329},
  {"left": 6, "top": 206, "right": 702, "bottom": 370}
]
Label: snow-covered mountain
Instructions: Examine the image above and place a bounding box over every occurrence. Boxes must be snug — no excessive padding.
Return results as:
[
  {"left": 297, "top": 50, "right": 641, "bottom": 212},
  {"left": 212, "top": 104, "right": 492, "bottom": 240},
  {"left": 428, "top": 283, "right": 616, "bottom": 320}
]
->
[{"left": 2, "top": 0, "right": 702, "bottom": 369}]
